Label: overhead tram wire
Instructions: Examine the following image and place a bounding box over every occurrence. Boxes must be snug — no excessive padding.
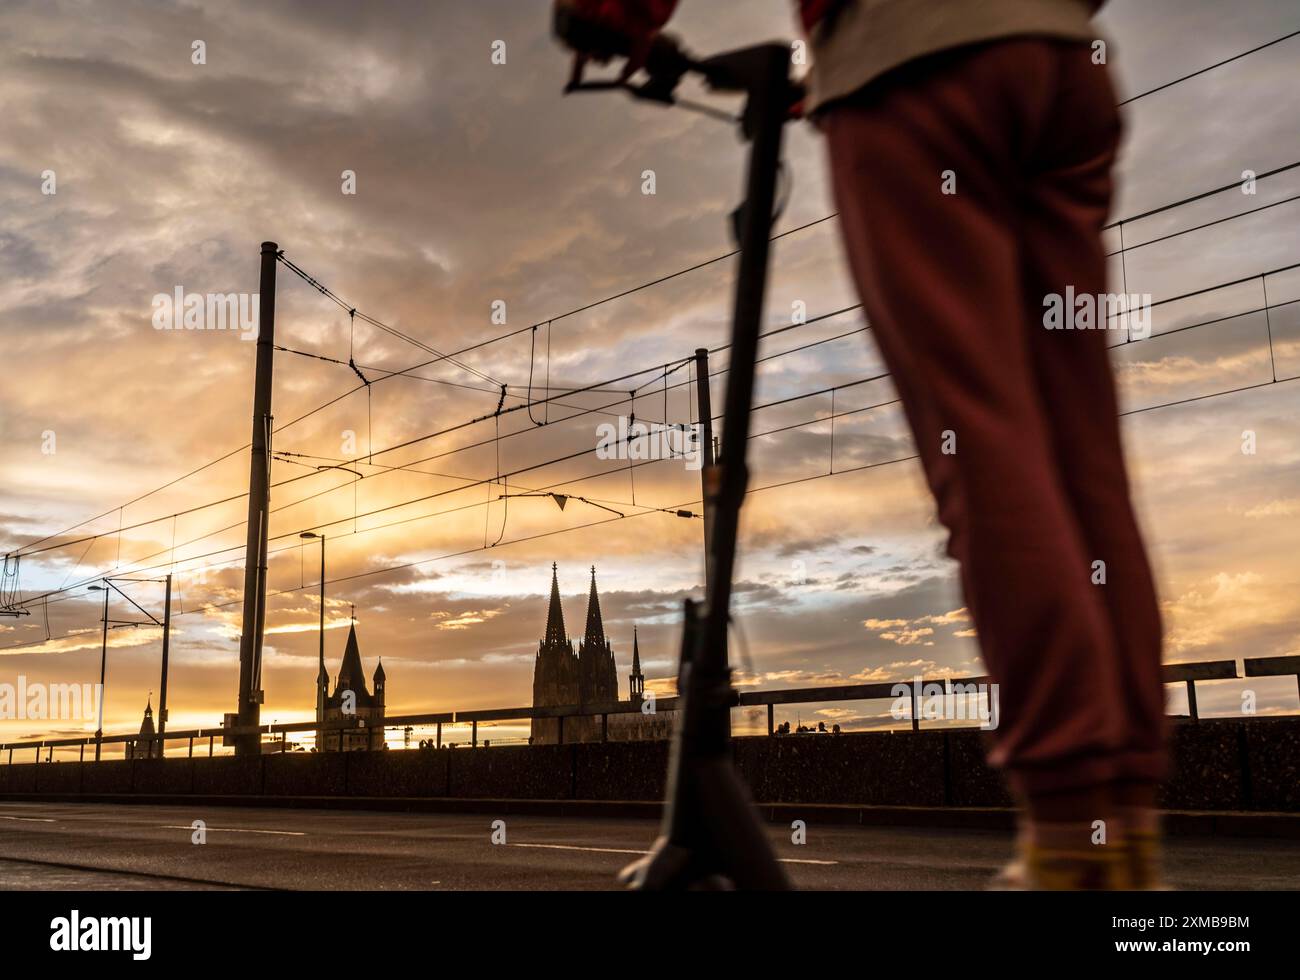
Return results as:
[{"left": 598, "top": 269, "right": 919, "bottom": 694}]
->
[
  {"left": 248, "top": 314, "right": 886, "bottom": 522},
  {"left": 3, "top": 342, "right": 898, "bottom": 616},
  {"left": 261, "top": 227, "right": 847, "bottom": 444},
  {"left": 11, "top": 315, "right": 851, "bottom": 569},
  {"left": 276, "top": 343, "right": 665, "bottom": 424},
  {"left": 184, "top": 149, "right": 1300, "bottom": 438},
  {"left": 1105, "top": 160, "right": 1300, "bottom": 229},
  {"left": 12, "top": 146, "right": 1298, "bottom": 565},
  {"left": 20, "top": 240, "right": 1300, "bottom": 584},
  {"left": 28, "top": 302, "right": 1296, "bottom": 624},
  {"left": 273, "top": 346, "right": 504, "bottom": 396},
  {"left": 4, "top": 441, "right": 718, "bottom": 635},
  {"left": 263, "top": 302, "right": 878, "bottom": 500},
  {"left": 11, "top": 251, "right": 1299, "bottom": 597},
  {"left": 10, "top": 443, "right": 251, "bottom": 558},
  {"left": 271, "top": 148, "right": 1300, "bottom": 414},
  {"left": 37, "top": 20, "right": 1298, "bottom": 550},
  {"left": 263, "top": 213, "right": 844, "bottom": 414},
  {"left": 276, "top": 252, "right": 503, "bottom": 389},
  {"left": 1104, "top": 192, "right": 1300, "bottom": 257},
  {"left": 14, "top": 238, "right": 768, "bottom": 564},
  {"left": 105, "top": 267, "right": 1300, "bottom": 580},
  {"left": 9, "top": 213, "right": 758, "bottom": 561},
  {"left": 7, "top": 358, "right": 1298, "bottom": 651},
  {"left": 1115, "top": 28, "right": 1300, "bottom": 107},
  {"left": 14, "top": 285, "right": 1299, "bottom": 630},
  {"left": 150, "top": 370, "right": 1300, "bottom": 625},
  {"left": 13, "top": 161, "right": 1300, "bottom": 579},
  {"left": 7, "top": 348, "right": 702, "bottom": 604}
]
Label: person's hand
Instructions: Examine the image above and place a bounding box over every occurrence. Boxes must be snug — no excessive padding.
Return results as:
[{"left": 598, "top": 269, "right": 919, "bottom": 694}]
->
[{"left": 553, "top": 0, "right": 679, "bottom": 89}]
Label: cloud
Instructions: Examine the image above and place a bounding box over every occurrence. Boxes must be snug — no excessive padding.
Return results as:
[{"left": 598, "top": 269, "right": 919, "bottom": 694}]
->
[
  {"left": 1162, "top": 571, "right": 1300, "bottom": 660},
  {"left": 1244, "top": 498, "right": 1300, "bottom": 518},
  {"left": 432, "top": 608, "right": 504, "bottom": 630},
  {"left": 862, "top": 607, "right": 970, "bottom": 646}
]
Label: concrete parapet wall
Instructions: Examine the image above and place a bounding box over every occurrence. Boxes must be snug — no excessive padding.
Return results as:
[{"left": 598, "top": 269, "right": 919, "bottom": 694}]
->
[{"left": 4, "top": 718, "right": 1298, "bottom": 812}]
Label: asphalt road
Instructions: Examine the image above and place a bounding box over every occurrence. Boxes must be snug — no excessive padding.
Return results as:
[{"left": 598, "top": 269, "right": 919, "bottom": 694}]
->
[{"left": 1, "top": 801, "right": 1298, "bottom": 890}]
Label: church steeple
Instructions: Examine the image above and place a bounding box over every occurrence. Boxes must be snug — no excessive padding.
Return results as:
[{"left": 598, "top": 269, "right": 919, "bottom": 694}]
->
[
  {"left": 329, "top": 621, "right": 373, "bottom": 706},
  {"left": 318, "top": 615, "right": 385, "bottom": 752},
  {"left": 583, "top": 565, "right": 605, "bottom": 647},
  {"left": 544, "top": 562, "right": 567, "bottom": 647},
  {"left": 629, "top": 626, "right": 645, "bottom": 701},
  {"left": 133, "top": 695, "right": 158, "bottom": 759}
]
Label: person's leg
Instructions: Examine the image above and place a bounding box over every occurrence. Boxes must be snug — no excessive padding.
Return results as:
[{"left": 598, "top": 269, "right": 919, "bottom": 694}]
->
[
  {"left": 1014, "top": 42, "right": 1167, "bottom": 885},
  {"left": 824, "top": 39, "right": 1130, "bottom": 885}
]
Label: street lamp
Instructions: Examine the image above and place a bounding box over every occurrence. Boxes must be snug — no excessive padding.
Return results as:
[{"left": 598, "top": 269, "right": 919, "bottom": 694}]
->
[
  {"left": 87, "top": 584, "right": 109, "bottom": 761},
  {"left": 300, "top": 532, "right": 326, "bottom": 736},
  {"left": 86, "top": 576, "right": 171, "bottom": 762}
]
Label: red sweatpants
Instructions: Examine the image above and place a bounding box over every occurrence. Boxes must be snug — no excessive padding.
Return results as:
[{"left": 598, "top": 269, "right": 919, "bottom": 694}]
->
[{"left": 824, "top": 38, "right": 1166, "bottom": 800}]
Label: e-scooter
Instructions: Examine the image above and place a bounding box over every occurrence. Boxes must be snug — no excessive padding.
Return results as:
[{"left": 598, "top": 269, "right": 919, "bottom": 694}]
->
[{"left": 556, "top": 11, "right": 801, "bottom": 890}]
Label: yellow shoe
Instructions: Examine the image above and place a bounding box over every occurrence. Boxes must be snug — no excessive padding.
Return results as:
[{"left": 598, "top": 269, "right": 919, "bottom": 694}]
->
[
  {"left": 1122, "top": 830, "right": 1169, "bottom": 890},
  {"left": 1022, "top": 844, "right": 1125, "bottom": 890},
  {"left": 987, "top": 857, "right": 1027, "bottom": 890}
]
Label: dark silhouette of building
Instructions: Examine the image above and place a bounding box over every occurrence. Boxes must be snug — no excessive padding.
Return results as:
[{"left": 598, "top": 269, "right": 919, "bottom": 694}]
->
[
  {"left": 629, "top": 625, "right": 645, "bottom": 702},
  {"left": 531, "top": 565, "right": 675, "bottom": 744},
  {"left": 315, "top": 620, "right": 387, "bottom": 751},
  {"left": 127, "top": 697, "right": 161, "bottom": 759},
  {"left": 577, "top": 566, "right": 618, "bottom": 708},
  {"left": 531, "top": 563, "right": 577, "bottom": 744},
  {"left": 531, "top": 564, "right": 617, "bottom": 743}
]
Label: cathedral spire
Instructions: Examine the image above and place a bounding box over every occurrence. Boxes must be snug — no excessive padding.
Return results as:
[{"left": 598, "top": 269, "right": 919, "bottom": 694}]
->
[
  {"left": 629, "top": 626, "right": 645, "bottom": 701},
  {"left": 544, "top": 562, "right": 567, "bottom": 647},
  {"left": 584, "top": 565, "right": 605, "bottom": 647}
]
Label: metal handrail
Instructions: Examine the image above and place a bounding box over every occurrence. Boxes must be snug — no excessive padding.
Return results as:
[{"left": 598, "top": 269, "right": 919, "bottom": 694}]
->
[{"left": 3, "top": 656, "right": 1297, "bottom": 759}]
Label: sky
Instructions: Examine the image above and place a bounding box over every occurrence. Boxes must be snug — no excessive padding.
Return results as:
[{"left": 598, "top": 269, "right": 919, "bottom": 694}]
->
[{"left": 1, "top": 0, "right": 1298, "bottom": 752}]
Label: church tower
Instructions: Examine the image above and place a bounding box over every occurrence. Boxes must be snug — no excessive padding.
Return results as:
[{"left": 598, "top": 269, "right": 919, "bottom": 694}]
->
[
  {"left": 531, "top": 563, "right": 578, "bottom": 744},
  {"left": 577, "top": 566, "right": 619, "bottom": 710},
  {"left": 629, "top": 626, "right": 645, "bottom": 702},
  {"left": 129, "top": 697, "right": 160, "bottom": 759},
  {"left": 319, "top": 619, "right": 386, "bottom": 751}
]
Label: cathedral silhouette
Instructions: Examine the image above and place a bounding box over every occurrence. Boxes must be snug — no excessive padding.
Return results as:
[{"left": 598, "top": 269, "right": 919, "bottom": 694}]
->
[{"left": 530, "top": 564, "right": 660, "bottom": 744}]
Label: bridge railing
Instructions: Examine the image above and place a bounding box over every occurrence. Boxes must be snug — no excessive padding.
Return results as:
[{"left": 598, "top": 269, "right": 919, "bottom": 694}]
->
[{"left": 3, "top": 656, "right": 1298, "bottom": 763}]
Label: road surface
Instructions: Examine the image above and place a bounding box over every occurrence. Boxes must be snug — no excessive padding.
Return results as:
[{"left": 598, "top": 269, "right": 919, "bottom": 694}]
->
[{"left": 1, "top": 801, "right": 1297, "bottom": 890}]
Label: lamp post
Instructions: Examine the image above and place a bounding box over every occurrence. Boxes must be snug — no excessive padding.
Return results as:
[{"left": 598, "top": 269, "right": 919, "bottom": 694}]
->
[
  {"left": 86, "top": 576, "right": 170, "bottom": 762},
  {"left": 300, "top": 532, "right": 325, "bottom": 684},
  {"left": 157, "top": 573, "right": 172, "bottom": 743},
  {"left": 88, "top": 584, "right": 110, "bottom": 762},
  {"left": 301, "top": 532, "right": 326, "bottom": 751}
]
